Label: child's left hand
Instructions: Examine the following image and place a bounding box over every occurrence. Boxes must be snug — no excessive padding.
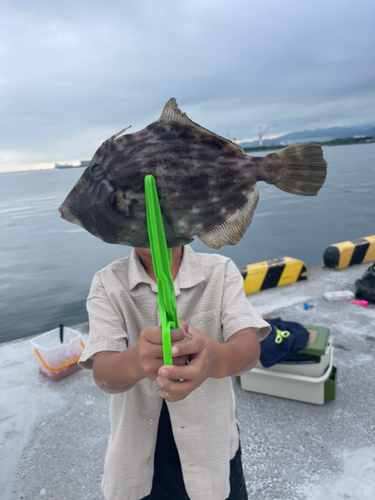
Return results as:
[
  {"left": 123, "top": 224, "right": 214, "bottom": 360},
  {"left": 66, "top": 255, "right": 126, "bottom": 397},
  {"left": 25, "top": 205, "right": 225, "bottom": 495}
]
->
[{"left": 156, "top": 321, "right": 221, "bottom": 402}]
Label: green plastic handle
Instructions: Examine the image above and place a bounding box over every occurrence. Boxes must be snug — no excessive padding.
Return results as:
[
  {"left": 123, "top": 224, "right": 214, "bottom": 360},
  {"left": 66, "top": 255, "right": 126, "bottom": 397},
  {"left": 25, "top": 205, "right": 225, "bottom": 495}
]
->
[
  {"left": 275, "top": 329, "right": 290, "bottom": 344},
  {"left": 144, "top": 175, "right": 179, "bottom": 366}
]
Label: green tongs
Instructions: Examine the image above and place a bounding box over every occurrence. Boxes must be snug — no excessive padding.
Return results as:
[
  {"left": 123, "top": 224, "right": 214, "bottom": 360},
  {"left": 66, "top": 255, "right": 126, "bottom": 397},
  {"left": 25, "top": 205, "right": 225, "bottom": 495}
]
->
[{"left": 144, "top": 175, "right": 178, "bottom": 366}]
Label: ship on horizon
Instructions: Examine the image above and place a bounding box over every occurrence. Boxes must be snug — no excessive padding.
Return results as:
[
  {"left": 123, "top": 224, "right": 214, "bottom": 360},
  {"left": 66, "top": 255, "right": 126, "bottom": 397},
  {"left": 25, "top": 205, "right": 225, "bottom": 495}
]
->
[{"left": 55, "top": 160, "right": 90, "bottom": 170}]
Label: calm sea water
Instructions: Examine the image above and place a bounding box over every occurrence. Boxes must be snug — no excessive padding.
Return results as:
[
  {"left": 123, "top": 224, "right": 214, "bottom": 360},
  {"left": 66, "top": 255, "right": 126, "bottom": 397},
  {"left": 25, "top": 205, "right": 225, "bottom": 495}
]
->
[{"left": 1, "top": 143, "right": 374, "bottom": 343}]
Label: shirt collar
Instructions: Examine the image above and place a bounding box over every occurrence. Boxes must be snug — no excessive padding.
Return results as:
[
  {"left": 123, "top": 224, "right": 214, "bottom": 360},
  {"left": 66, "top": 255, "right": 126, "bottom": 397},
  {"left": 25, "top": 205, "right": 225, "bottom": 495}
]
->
[{"left": 127, "top": 245, "right": 205, "bottom": 296}]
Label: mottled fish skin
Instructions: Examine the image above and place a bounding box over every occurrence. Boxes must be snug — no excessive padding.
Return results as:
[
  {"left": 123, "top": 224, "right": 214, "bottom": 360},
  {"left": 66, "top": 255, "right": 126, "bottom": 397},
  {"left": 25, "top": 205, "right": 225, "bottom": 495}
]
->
[
  {"left": 59, "top": 98, "right": 327, "bottom": 249},
  {"left": 60, "top": 121, "right": 270, "bottom": 247}
]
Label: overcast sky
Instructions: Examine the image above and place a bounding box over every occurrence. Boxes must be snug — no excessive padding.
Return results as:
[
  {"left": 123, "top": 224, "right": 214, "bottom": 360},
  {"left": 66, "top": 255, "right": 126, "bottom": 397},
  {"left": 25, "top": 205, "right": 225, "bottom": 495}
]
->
[{"left": 1, "top": 0, "right": 374, "bottom": 172}]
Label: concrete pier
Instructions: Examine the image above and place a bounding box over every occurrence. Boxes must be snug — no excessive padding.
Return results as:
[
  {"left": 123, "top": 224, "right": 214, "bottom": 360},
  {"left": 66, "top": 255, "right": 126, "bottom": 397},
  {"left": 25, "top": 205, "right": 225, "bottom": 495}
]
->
[{"left": 1, "top": 262, "right": 374, "bottom": 500}]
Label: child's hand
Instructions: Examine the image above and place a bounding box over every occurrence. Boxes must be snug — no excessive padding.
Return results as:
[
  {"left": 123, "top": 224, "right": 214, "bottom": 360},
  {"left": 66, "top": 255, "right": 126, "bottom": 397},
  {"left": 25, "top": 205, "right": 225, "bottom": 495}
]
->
[
  {"left": 136, "top": 325, "right": 190, "bottom": 380},
  {"left": 155, "top": 321, "right": 221, "bottom": 402}
]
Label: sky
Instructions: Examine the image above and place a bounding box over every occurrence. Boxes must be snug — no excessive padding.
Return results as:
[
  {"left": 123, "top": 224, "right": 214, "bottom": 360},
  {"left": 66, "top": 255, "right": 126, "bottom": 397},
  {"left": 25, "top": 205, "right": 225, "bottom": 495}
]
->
[{"left": 1, "top": 0, "right": 374, "bottom": 173}]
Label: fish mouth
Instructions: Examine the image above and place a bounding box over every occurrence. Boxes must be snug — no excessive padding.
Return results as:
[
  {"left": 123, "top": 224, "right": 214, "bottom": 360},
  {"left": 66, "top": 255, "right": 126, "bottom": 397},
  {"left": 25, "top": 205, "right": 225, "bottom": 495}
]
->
[
  {"left": 58, "top": 205, "right": 65, "bottom": 220},
  {"left": 58, "top": 204, "right": 84, "bottom": 228}
]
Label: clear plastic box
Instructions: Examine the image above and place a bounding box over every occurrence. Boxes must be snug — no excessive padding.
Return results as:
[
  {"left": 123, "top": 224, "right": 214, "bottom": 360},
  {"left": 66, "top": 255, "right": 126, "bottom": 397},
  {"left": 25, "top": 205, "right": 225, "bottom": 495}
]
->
[
  {"left": 30, "top": 327, "right": 84, "bottom": 381},
  {"left": 323, "top": 290, "right": 355, "bottom": 301}
]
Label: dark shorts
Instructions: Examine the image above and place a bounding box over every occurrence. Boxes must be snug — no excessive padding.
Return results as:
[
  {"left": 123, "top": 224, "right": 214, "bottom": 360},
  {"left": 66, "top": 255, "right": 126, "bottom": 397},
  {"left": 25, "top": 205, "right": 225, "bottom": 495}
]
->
[{"left": 142, "top": 401, "right": 248, "bottom": 500}]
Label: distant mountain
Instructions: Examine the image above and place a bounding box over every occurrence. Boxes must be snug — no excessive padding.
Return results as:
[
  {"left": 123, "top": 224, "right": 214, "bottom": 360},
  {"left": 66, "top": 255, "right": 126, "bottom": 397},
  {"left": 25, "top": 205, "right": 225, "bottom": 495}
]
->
[
  {"left": 238, "top": 123, "right": 375, "bottom": 148},
  {"left": 364, "top": 127, "right": 375, "bottom": 137}
]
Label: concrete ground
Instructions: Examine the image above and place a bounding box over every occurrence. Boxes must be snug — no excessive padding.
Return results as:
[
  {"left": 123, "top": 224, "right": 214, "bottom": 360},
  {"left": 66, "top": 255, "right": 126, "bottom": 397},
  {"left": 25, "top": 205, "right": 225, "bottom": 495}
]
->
[{"left": 1, "top": 262, "right": 374, "bottom": 500}]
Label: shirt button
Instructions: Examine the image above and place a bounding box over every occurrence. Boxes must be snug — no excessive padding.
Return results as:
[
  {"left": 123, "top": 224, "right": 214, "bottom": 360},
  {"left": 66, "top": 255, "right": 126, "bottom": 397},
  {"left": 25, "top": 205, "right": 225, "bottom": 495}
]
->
[
  {"left": 147, "top": 458, "right": 151, "bottom": 465},
  {"left": 148, "top": 418, "right": 154, "bottom": 426}
]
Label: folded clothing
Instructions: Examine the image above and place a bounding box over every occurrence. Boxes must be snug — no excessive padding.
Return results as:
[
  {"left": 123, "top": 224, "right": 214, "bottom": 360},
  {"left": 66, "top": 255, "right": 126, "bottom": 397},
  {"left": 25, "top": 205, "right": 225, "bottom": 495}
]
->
[
  {"left": 281, "top": 352, "right": 320, "bottom": 364},
  {"left": 260, "top": 318, "right": 310, "bottom": 368}
]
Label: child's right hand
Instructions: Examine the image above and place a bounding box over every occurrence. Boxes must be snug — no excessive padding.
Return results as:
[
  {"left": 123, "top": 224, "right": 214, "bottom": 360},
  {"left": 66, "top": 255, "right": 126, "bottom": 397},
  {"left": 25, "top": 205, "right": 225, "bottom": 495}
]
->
[{"left": 136, "top": 324, "right": 191, "bottom": 380}]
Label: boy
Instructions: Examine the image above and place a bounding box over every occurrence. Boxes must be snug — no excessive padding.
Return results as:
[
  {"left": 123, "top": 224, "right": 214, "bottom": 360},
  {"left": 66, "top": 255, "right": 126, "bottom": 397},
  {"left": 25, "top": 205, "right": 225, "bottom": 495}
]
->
[{"left": 79, "top": 245, "right": 270, "bottom": 500}]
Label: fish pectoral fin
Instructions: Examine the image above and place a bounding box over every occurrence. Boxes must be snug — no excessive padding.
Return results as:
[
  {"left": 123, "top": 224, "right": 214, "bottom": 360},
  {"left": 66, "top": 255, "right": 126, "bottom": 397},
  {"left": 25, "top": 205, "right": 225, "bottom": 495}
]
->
[
  {"left": 114, "top": 191, "right": 130, "bottom": 215},
  {"left": 159, "top": 98, "right": 246, "bottom": 156},
  {"left": 198, "top": 185, "right": 260, "bottom": 249}
]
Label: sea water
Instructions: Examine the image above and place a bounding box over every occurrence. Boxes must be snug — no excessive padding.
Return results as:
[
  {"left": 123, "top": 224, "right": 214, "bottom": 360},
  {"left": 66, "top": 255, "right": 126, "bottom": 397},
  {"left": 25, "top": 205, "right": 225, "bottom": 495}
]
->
[{"left": 1, "top": 143, "right": 374, "bottom": 343}]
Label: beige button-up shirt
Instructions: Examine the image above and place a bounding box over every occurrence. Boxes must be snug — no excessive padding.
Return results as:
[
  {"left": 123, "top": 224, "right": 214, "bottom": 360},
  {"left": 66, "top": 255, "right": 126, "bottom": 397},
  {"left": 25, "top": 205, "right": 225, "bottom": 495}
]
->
[{"left": 79, "top": 245, "right": 270, "bottom": 500}]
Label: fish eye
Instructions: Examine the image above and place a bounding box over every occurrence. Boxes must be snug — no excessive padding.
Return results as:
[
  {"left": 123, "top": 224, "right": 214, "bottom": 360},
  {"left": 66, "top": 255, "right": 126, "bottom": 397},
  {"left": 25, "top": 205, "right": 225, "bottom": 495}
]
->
[{"left": 90, "top": 164, "right": 105, "bottom": 180}]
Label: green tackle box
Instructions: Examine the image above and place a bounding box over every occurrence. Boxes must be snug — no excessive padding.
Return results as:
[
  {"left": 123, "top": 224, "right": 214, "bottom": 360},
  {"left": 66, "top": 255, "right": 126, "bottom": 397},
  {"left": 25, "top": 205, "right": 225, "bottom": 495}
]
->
[{"left": 299, "top": 325, "right": 330, "bottom": 357}]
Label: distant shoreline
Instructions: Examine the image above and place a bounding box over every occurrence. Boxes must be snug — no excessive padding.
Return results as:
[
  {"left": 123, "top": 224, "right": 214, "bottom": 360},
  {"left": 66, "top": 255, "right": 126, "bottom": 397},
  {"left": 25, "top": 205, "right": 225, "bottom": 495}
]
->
[
  {"left": 242, "top": 136, "right": 375, "bottom": 152},
  {"left": 0, "top": 165, "right": 86, "bottom": 175},
  {"left": 1, "top": 139, "right": 374, "bottom": 174}
]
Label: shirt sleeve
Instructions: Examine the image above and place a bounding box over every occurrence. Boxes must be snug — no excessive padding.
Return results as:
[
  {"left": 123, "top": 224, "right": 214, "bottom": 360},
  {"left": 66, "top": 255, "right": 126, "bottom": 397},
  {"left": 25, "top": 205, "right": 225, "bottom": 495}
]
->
[
  {"left": 221, "top": 259, "right": 271, "bottom": 342},
  {"left": 78, "top": 273, "right": 128, "bottom": 370}
]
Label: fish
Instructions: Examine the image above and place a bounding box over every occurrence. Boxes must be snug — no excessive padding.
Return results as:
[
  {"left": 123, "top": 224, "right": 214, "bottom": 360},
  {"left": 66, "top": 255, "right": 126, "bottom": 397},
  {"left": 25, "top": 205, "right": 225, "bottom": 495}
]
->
[{"left": 58, "top": 98, "right": 327, "bottom": 249}]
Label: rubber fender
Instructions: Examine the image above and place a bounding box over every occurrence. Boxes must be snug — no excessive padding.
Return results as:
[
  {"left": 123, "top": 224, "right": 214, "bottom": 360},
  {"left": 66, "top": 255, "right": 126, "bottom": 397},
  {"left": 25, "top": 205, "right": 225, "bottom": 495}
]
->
[
  {"left": 323, "top": 235, "right": 375, "bottom": 269},
  {"left": 239, "top": 257, "right": 308, "bottom": 295}
]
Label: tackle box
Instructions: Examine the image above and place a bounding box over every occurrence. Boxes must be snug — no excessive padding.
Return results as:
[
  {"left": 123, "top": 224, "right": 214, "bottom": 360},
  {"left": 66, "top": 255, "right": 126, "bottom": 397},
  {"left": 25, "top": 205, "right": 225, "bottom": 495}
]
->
[
  {"left": 299, "top": 325, "right": 330, "bottom": 357},
  {"left": 239, "top": 325, "right": 337, "bottom": 404}
]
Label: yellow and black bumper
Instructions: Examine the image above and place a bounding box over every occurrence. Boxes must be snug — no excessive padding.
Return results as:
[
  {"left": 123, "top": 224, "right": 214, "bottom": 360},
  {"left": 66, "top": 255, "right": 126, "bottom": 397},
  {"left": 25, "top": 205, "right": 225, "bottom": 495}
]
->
[
  {"left": 323, "top": 236, "right": 375, "bottom": 269},
  {"left": 240, "top": 257, "right": 308, "bottom": 294}
]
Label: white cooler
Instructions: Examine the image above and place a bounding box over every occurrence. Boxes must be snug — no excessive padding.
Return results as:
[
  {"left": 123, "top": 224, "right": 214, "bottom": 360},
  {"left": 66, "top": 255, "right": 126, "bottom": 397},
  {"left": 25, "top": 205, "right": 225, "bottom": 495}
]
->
[{"left": 239, "top": 342, "right": 335, "bottom": 405}]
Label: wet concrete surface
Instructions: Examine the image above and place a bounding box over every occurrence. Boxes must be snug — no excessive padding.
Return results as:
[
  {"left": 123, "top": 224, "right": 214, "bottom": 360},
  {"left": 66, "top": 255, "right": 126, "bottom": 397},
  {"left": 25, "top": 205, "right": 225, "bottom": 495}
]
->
[{"left": 1, "top": 262, "right": 374, "bottom": 499}]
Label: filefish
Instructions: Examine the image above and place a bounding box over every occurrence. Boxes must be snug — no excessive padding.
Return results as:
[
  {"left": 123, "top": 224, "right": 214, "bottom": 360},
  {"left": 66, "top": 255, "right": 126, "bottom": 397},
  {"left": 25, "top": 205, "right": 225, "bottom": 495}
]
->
[{"left": 58, "top": 98, "right": 327, "bottom": 249}]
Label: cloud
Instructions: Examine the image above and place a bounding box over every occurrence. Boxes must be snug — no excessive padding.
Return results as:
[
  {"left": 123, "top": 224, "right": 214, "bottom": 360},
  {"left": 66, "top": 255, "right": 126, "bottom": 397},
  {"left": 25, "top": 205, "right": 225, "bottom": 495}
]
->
[{"left": 1, "top": 0, "right": 374, "bottom": 172}]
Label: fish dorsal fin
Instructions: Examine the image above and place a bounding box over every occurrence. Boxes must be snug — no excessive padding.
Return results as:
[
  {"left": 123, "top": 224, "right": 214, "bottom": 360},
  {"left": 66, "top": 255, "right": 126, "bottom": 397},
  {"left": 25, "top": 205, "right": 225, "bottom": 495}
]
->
[
  {"left": 102, "top": 125, "right": 132, "bottom": 145},
  {"left": 198, "top": 185, "right": 260, "bottom": 249},
  {"left": 159, "top": 98, "right": 246, "bottom": 156},
  {"left": 159, "top": 98, "right": 192, "bottom": 126}
]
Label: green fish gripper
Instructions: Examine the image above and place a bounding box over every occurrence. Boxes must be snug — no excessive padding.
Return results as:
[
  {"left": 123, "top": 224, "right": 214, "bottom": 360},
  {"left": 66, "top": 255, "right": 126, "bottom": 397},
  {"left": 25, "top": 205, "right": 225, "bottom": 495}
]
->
[{"left": 144, "top": 175, "right": 179, "bottom": 366}]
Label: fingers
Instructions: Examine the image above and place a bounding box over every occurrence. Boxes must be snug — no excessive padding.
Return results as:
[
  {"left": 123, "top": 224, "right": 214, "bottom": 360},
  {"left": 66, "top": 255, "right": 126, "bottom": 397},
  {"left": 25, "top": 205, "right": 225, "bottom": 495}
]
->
[
  {"left": 158, "top": 388, "right": 192, "bottom": 403},
  {"left": 156, "top": 339, "right": 210, "bottom": 397},
  {"left": 140, "top": 326, "right": 163, "bottom": 344},
  {"left": 173, "top": 354, "right": 189, "bottom": 367},
  {"left": 141, "top": 325, "right": 189, "bottom": 344},
  {"left": 137, "top": 341, "right": 163, "bottom": 361},
  {"left": 137, "top": 328, "right": 163, "bottom": 379},
  {"left": 170, "top": 327, "right": 191, "bottom": 344},
  {"left": 156, "top": 378, "right": 195, "bottom": 402},
  {"left": 179, "top": 321, "right": 189, "bottom": 334},
  {"left": 138, "top": 323, "right": 193, "bottom": 382},
  {"left": 157, "top": 364, "right": 200, "bottom": 385},
  {"left": 154, "top": 323, "right": 215, "bottom": 401},
  {"left": 170, "top": 333, "right": 205, "bottom": 357}
]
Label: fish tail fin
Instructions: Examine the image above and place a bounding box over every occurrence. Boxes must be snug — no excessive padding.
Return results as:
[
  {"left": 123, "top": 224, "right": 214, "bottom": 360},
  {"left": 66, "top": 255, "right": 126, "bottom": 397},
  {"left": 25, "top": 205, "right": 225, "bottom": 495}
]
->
[{"left": 271, "top": 143, "right": 327, "bottom": 196}]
